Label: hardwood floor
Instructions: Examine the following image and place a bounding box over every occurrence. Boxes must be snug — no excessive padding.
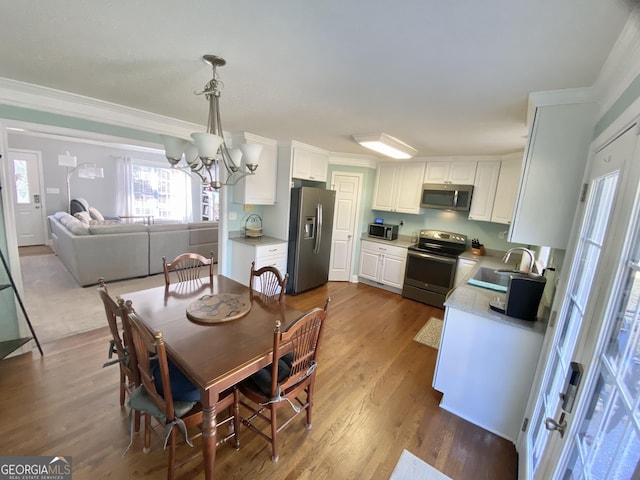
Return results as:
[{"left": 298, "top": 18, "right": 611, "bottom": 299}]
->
[{"left": 0, "top": 280, "right": 517, "bottom": 479}]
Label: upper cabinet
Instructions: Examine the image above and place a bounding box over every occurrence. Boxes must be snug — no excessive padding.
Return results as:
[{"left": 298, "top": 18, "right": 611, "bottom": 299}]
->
[
  {"left": 468, "top": 160, "right": 501, "bottom": 222},
  {"left": 491, "top": 155, "right": 522, "bottom": 224},
  {"left": 509, "top": 95, "right": 595, "bottom": 249},
  {"left": 372, "top": 161, "right": 426, "bottom": 214},
  {"left": 467, "top": 155, "right": 523, "bottom": 224},
  {"left": 230, "top": 132, "right": 278, "bottom": 205},
  {"left": 424, "top": 160, "right": 477, "bottom": 184},
  {"left": 289, "top": 140, "right": 329, "bottom": 182}
]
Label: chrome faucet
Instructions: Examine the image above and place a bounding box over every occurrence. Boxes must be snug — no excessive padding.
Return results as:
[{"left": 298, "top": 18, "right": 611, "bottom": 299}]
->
[{"left": 502, "top": 247, "right": 535, "bottom": 273}]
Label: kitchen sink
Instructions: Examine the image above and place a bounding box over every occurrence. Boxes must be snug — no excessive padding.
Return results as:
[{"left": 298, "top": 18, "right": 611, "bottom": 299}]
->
[{"left": 466, "top": 266, "right": 513, "bottom": 292}]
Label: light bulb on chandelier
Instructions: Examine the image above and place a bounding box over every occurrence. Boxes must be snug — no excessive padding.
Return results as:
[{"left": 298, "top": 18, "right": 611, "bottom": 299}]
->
[{"left": 161, "top": 55, "right": 261, "bottom": 189}]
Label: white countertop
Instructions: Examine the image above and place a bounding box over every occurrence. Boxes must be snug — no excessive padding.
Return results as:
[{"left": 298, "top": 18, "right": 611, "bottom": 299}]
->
[
  {"left": 445, "top": 254, "right": 548, "bottom": 335},
  {"left": 230, "top": 235, "right": 287, "bottom": 246},
  {"left": 360, "top": 233, "right": 415, "bottom": 248}
]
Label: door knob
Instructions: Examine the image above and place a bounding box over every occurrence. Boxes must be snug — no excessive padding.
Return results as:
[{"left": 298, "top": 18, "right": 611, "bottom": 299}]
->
[{"left": 544, "top": 414, "right": 567, "bottom": 437}]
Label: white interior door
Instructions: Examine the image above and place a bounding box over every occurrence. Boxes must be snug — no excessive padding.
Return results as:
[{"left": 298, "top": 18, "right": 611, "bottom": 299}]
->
[
  {"left": 518, "top": 125, "right": 639, "bottom": 479},
  {"left": 329, "top": 172, "right": 362, "bottom": 282},
  {"left": 9, "top": 149, "right": 46, "bottom": 246}
]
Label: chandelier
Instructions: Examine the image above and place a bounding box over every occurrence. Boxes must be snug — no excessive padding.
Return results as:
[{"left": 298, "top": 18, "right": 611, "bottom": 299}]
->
[{"left": 161, "top": 54, "right": 261, "bottom": 189}]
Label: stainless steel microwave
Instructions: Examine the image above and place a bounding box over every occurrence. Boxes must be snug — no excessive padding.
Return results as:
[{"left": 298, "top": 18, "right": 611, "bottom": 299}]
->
[
  {"left": 368, "top": 223, "right": 398, "bottom": 240},
  {"left": 420, "top": 183, "right": 474, "bottom": 211}
]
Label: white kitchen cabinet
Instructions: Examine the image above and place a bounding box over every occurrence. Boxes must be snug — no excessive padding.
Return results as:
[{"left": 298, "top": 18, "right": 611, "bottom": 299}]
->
[
  {"left": 433, "top": 306, "right": 544, "bottom": 441},
  {"left": 424, "top": 161, "right": 477, "bottom": 184},
  {"left": 358, "top": 240, "right": 407, "bottom": 289},
  {"left": 491, "top": 156, "right": 522, "bottom": 224},
  {"left": 229, "top": 239, "right": 287, "bottom": 290},
  {"left": 468, "top": 160, "right": 501, "bottom": 222},
  {"left": 231, "top": 132, "right": 278, "bottom": 205},
  {"left": 371, "top": 161, "right": 425, "bottom": 214},
  {"left": 454, "top": 258, "right": 477, "bottom": 288},
  {"left": 509, "top": 99, "right": 595, "bottom": 249},
  {"left": 289, "top": 140, "right": 329, "bottom": 182}
]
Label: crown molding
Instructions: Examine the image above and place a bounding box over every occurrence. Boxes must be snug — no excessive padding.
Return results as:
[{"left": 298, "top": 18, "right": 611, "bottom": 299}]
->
[
  {"left": 594, "top": 13, "right": 640, "bottom": 117},
  {"left": 0, "top": 77, "right": 203, "bottom": 139},
  {"left": 329, "top": 152, "right": 378, "bottom": 168}
]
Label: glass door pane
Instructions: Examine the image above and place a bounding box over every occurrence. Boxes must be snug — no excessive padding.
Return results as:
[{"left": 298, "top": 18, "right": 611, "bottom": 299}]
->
[
  {"left": 529, "top": 170, "right": 619, "bottom": 477},
  {"left": 562, "top": 256, "right": 640, "bottom": 480}
]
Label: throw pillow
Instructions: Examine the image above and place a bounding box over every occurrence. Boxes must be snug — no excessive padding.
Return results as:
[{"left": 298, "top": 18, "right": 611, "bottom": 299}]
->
[
  {"left": 74, "top": 211, "right": 92, "bottom": 224},
  {"left": 88, "top": 206, "right": 104, "bottom": 221}
]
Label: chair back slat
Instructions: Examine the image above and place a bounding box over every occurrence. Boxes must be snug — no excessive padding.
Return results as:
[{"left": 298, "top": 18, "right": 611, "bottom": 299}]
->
[
  {"left": 250, "top": 262, "right": 288, "bottom": 304},
  {"left": 274, "top": 301, "right": 328, "bottom": 394},
  {"left": 163, "top": 252, "right": 213, "bottom": 287},
  {"left": 97, "top": 280, "right": 138, "bottom": 385},
  {"left": 124, "top": 302, "right": 176, "bottom": 422}
]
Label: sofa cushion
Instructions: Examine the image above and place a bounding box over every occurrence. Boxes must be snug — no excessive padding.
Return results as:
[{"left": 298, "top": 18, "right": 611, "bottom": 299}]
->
[
  {"left": 147, "top": 223, "right": 186, "bottom": 233},
  {"left": 89, "top": 223, "right": 148, "bottom": 235},
  {"left": 57, "top": 212, "right": 90, "bottom": 235},
  {"left": 88, "top": 206, "right": 104, "bottom": 221},
  {"left": 74, "top": 211, "right": 92, "bottom": 224},
  {"left": 188, "top": 221, "right": 218, "bottom": 229}
]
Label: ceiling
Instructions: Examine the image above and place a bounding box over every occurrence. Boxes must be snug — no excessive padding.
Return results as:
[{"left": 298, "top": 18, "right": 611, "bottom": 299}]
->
[{"left": 0, "top": 1, "right": 633, "bottom": 157}]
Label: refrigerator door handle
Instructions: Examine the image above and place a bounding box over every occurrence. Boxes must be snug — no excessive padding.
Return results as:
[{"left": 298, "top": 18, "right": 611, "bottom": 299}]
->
[{"left": 314, "top": 203, "right": 323, "bottom": 254}]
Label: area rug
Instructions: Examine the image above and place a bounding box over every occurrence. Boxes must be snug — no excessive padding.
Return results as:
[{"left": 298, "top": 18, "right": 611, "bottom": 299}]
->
[
  {"left": 390, "top": 450, "right": 452, "bottom": 480},
  {"left": 413, "top": 317, "right": 443, "bottom": 349}
]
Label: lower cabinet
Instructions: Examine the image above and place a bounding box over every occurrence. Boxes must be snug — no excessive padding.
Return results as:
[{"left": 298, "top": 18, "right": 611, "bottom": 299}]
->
[
  {"left": 433, "top": 307, "right": 544, "bottom": 442},
  {"left": 454, "top": 258, "right": 477, "bottom": 288},
  {"left": 358, "top": 240, "right": 407, "bottom": 290},
  {"left": 229, "top": 239, "right": 287, "bottom": 290}
]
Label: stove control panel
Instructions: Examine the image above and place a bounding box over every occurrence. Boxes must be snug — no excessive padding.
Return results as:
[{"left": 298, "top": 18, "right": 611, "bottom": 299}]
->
[{"left": 418, "top": 229, "right": 467, "bottom": 245}]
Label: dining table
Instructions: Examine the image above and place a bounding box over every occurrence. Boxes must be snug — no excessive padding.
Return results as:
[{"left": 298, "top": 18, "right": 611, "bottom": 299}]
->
[{"left": 122, "top": 275, "right": 303, "bottom": 480}]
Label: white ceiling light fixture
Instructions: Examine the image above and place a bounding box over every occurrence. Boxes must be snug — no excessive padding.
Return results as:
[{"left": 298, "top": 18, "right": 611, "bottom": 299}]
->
[
  {"left": 161, "top": 54, "right": 261, "bottom": 190},
  {"left": 352, "top": 133, "right": 418, "bottom": 159}
]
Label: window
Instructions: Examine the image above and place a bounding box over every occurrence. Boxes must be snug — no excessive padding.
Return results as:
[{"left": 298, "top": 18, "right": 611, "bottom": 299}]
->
[{"left": 129, "top": 161, "right": 192, "bottom": 222}]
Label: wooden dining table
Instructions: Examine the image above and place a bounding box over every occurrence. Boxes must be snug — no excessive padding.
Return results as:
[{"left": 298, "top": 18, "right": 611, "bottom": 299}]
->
[{"left": 122, "top": 275, "right": 303, "bottom": 480}]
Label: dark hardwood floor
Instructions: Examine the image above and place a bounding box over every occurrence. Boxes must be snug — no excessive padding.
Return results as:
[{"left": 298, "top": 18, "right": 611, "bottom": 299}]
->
[{"left": 0, "top": 280, "right": 517, "bottom": 479}]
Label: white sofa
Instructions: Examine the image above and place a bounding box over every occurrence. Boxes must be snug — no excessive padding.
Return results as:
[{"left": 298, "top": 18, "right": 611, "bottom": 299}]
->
[{"left": 48, "top": 212, "right": 219, "bottom": 286}]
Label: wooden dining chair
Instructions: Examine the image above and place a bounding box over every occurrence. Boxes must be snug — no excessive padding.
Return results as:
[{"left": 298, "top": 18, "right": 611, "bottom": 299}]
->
[
  {"left": 123, "top": 301, "right": 239, "bottom": 479},
  {"left": 162, "top": 252, "right": 214, "bottom": 287},
  {"left": 239, "top": 297, "right": 330, "bottom": 462},
  {"left": 249, "top": 261, "right": 288, "bottom": 303},
  {"left": 97, "top": 279, "right": 142, "bottom": 435}
]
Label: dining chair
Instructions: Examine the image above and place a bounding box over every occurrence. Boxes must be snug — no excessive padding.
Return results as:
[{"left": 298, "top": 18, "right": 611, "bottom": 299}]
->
[
  {"left": 162, "top": 252, "right": 214, "bottom": 287},
  {"left": 97, "top": 279, "right": 140, "bottom": 424},
  {"left": 249, "top": 261, "right": 288, "bottom": 303},
  {"left": 238, "top": 297, "right": 330, "bottom": 462},
  {"left": 123, "top": 301, "right": 239, "bottom": 479}
]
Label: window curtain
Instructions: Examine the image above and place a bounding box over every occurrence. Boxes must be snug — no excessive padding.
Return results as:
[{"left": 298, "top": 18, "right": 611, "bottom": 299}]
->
[{"left": 116, "top": 155, "right": 132, "bottom": 216}]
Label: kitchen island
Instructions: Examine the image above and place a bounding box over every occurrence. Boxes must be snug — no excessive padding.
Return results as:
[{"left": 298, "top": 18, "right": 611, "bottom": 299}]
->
[{"left": 433, "top": 256, "right": 548, "bottom": 442}]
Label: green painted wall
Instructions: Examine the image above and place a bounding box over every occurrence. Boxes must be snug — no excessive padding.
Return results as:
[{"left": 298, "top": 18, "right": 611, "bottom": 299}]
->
[
  {"left": 0, "top": 193, "right": 20, "bottom": 342},
  {"left": 0, "top": 105, "right": 162, "bottom": 144},
  {"left": 594, "top": 72, "right": 640, "bottom": 138}
]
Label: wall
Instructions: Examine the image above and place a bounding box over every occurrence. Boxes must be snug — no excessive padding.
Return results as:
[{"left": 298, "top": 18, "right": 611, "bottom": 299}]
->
[{"left": 0, "top": 193, "right": 19, "bottom": 342}]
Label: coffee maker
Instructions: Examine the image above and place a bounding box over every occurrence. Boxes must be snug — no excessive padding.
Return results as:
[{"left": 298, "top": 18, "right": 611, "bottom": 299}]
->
[{"left": 490, "top": 273, "right": 546, "bottom": 321}]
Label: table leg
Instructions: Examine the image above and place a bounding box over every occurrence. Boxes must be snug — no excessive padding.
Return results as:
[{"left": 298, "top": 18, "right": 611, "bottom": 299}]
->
[{"left": 201, "top": 389, "right": 218, "bottom": 480}]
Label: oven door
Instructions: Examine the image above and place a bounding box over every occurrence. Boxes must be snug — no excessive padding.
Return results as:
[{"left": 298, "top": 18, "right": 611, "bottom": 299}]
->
[{"left": 404, "top": 250, "right": 457, "bottom": 295}]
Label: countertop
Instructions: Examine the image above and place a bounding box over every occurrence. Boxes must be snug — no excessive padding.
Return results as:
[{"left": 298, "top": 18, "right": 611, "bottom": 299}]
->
[
  {"left": 445, "top": 253, "right": 548, "bottom": 335},
  {"left": 230, "top": 235, "right": 287, "bottom": 246},
  {"left": 360, "top": 233, "right": 415, "bottom": 248}
]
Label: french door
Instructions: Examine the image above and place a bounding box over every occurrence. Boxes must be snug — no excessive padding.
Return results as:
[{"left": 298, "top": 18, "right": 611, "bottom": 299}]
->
[{"left": 518, "top": 125, "right": 639, "bottom": 479}]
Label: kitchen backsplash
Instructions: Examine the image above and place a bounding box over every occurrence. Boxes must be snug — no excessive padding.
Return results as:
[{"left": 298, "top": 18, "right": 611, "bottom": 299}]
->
[{"left": 372, "top": 209, "right": 521, "bottom": 251}]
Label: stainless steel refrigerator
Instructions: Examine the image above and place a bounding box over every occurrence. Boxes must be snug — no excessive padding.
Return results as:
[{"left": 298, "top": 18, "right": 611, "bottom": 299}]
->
[{"left": 287, "top": 187, "right": 336, "bottom": 295}]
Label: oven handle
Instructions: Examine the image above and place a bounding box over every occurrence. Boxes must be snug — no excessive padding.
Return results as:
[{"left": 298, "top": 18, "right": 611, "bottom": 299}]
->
[{"left": 407, "top": 250, "right": 458, "bottom": 265}]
